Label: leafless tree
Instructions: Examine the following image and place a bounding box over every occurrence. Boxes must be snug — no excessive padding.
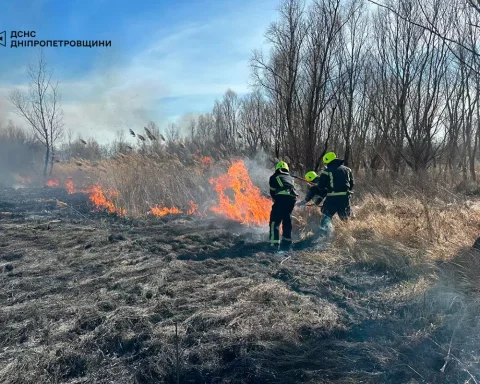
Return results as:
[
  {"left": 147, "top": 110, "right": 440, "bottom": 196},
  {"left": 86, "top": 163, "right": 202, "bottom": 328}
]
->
[
  {"left": 368, "top": 0, "right": 480, "bottom": 74},
  {"left": 8, "top": 50, "right": 64, "bottom": 177},
  {"left": 238, "top": 90, "right": 271, "bottom": 154},
  {"left": 251, "top": 0, "right": 307, "bottom": 163},
  {"left": 336, "top": 0, "right": 370, "bottom": 168}
]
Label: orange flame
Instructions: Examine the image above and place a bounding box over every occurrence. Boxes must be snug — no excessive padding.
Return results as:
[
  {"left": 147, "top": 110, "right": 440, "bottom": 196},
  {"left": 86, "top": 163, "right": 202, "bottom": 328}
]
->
[
  {"left": 200, "top": 156, "right": 213, "bottom": 167},
  {"left": 187, "top": 200, "right": 198, "bottom": 215},
  {"left": 45, "top": 179, "right": 59, "bottom": 187},
  {"left": 150, "top": 205, "right": 182, "bottom": 217},
  {"left": 149, "top": 200, "right": 200, "bottom": 217},
  {"left": 65, "top": 179, "right": 75, "bottom": 194},
  {"left": 87, "top": 184, "right": 126, "bottom": 216},
  {"left": 209, "top": 160, "right": 271, "bottom": 226}
]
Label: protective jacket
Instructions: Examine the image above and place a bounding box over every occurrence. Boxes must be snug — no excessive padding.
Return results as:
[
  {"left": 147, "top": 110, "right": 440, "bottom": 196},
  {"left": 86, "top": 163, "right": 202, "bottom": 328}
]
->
[
  {"left": 269, "top": 169, "right": 298, "bottom": 251},
  {"left": 316, "top": 159, "right": 354, "bottom": 198},
  {"left": 269, "top": 170, "right": 298, "bottom": 199},
  {"left": 304, "top": 179, "right": 323, "bottom": 206}
]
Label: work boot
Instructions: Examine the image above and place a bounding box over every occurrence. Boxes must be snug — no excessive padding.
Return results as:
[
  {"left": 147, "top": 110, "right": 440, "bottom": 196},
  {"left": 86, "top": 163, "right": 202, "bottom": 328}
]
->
[
  {"left": 268, "top": 243, "right": 280, "bottom": 253},
  {"left": 280, "top": 241, "right": 293, "bottom": 252},
  {"left": 318, "top": 215, "right": 334, "bottom": 238}
]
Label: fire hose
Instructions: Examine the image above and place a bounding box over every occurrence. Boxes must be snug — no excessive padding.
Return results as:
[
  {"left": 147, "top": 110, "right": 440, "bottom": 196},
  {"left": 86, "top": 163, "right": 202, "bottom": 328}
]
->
[{"left": 292, "top": 175, "right": 316, "bottom": 186}]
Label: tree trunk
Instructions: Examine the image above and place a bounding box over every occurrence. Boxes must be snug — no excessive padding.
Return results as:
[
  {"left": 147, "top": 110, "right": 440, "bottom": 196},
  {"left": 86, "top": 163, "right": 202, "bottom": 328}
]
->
[
  {"left": 43, "top": 145, "right": 50, "bottom": 178},
  {"left": 49, "top": 148, "right": 55, "bottom": 176},
  {"left": 470, "top": 127, "right": 478, "bottom": 181}
]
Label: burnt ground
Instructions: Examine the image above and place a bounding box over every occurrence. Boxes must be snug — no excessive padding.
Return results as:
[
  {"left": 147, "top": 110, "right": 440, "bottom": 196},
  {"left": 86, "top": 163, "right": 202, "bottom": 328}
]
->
[{"left": 0, "top": 187, "right": 479, "bottom": 384}]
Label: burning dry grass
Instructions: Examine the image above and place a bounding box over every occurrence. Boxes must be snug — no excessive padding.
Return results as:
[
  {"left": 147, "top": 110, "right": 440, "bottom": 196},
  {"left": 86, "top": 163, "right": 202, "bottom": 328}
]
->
[{"left": 51, "top": 154, "right": 271, "bottom": 225}]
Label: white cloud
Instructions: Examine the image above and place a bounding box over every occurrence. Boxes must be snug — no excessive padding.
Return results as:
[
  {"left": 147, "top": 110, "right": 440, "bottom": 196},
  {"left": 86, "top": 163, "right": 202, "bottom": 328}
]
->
[{"left": 0, "top": 0, "right": 278, "bottom": 144}]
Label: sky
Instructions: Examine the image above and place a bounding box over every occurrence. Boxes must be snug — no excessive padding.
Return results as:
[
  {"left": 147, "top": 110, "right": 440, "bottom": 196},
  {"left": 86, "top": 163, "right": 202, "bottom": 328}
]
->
[{"left": 0, "top": 0, "right": 279, "bottom": 143}]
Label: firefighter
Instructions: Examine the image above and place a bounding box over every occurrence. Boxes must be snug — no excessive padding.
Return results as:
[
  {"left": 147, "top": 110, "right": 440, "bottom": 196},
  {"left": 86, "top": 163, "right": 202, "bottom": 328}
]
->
[
  {"left": 298, "top": 152, "right": 354, "bottom": 235},
  {"left": 296, "top": 171, "right": 324, "bottom": 207},
  {"left": 269, "top": 161, "right": 298, "bottom": 252}
]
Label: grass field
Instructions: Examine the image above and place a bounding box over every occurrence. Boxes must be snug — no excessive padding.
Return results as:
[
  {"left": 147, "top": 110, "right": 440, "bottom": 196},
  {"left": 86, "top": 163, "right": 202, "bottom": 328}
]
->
[{"left": 1, "top": 157, "right": 479, "bottom": 383}]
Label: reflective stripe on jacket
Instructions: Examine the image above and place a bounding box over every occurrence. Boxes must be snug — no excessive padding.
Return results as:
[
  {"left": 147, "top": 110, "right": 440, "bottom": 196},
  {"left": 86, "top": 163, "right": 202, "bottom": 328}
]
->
[
  {"left": 269, "top": 171, "right": 298, "bottom": 199},
  {"left": 316, "top": 159, "right": 354, "bottom": 198}
]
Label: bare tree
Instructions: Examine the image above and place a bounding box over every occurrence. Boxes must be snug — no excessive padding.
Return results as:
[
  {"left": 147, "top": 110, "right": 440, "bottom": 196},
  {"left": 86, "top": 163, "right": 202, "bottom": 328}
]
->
[
  {"left": 251, "top": 0, "right": 307, "bottom": 162},
  {"left": 337, "top": 0, "right": 370, "bottom": 168},
  {"left": 8, "top": 50, "right": 64, "bottom": 177},
  {"left": 368, "top": 0, "right": 480, "bottom": 74}
]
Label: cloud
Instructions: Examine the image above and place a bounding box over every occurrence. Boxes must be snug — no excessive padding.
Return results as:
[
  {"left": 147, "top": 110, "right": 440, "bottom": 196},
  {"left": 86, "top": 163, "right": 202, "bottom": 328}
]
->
[{"left": 0, "top": 0, "right": 278, "bottom": 143}]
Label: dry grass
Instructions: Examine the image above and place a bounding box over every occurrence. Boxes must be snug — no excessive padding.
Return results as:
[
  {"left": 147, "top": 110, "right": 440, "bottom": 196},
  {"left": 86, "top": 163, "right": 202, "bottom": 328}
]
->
[
  {"left": 51, "top": 154, "right": 245, "bottom": 217},
  {"left": 4, "top": 156, "right": 480, "bottom": 383},
  {"left": 326, "top": 195, "right": 480, "bottom": 273},
  {"left": 52, "top": 154, "right": 480, "bottom": 296}
]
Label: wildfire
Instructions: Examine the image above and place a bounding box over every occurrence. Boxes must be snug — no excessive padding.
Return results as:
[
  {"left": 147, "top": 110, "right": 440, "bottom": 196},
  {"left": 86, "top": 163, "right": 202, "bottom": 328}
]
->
[
  {"left": 150, "top": 200, "right": 199, "bottom": 217},
  {"left": 51, "top": 160, "right": 271, "bottom": 225},
  {"left": 65, "top": 179, "right": 75, "bottom": 194},
  {"left": 187, "top": 200, "right": 198, "bottom": 215},
  {"left": 150, "top": 205, "right": 182, "bottom": 217},
  {"left": 14, "top": 175, "right": 32, "bottom": 184},
  {"left": 45, "top": 179, "right": 59, "bottom": 187},
  {"left": 200, "top": 156, "right": 213, "bottom": 167},
  {"left": 87, "top": 184, "right": 126, "bottom": 216},
  {"left": 209, "top": 160, "right": 271, "bottom": 226}
]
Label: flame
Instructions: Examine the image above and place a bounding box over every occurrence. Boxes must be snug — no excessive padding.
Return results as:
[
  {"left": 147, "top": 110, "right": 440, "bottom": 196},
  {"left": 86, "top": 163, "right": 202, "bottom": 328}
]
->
[
  {"left": 87, "top": 184, "right": 126, "bottom": 216},
  {"left": 65, "top": 179, "right": 75, "bottom": 194},
  {"left": 45, "top": 179, "right": 59, "bottom": 187},
  {"left": 187, "top": 200, "right": 198, "bottom": 215},
  {"left": 14, "top": 175, "right": 32, "bottom": 184},
  {"left": 209, "top": 160, "right": 271, "bottom": 226},
  {"left": 149, "top": 200, "right": 199, "bottom": 217},
  {"left": 200, "top": 156, "right": 213, "bottom": 167},
  {"left": 150, "top": 205, "right": 182, "bottom": 217}
]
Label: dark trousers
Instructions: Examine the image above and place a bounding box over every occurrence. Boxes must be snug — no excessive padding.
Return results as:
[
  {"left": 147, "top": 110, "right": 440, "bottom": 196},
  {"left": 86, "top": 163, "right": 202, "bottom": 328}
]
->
[
  {"left": 269, "top": 196, "right": 296, "bottom": 249},
  {"left": 320, "top": 195, "right": 351, "bottom": 229}
]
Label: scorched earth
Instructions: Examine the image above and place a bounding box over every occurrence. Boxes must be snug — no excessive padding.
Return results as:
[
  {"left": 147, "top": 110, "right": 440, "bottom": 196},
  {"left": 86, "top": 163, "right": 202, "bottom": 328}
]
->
[{"left": 0, "top": 184, "right": 479, "bottom": 383}]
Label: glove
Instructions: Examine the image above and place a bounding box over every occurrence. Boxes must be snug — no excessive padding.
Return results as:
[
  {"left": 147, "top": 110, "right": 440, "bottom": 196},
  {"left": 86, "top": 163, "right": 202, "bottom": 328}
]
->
[{"left": 296, "top": 200, "right": 306, "bottom": 207}]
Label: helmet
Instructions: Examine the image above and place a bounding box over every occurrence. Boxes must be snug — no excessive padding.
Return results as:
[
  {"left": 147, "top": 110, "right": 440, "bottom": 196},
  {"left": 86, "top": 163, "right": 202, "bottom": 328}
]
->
[
  {"left": 305, "top": 171, "right": 318, "bottom": 182},
  {"left": 323, "top": 151, "right": 337, "bottom": 164},
  {"left": 275, "top": 161, "right": 289, "bottom": 172}
]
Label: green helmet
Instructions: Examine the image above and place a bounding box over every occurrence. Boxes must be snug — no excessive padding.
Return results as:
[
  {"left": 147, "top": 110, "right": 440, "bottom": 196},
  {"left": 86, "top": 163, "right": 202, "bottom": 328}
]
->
[
  {"left": 323, "top": 151, "right": 337, "bottom": 164},
  {"left": 275, "top": 161, "right": 289, "bottom": 172},
  {"left": 305, "top": 171, "right": 318, "bottom": 182}
]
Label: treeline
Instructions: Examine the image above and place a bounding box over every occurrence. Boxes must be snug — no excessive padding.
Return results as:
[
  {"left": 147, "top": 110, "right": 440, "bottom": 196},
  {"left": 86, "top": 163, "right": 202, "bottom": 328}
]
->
[
  {"left": 110, "top": 0, "right": 479, "bottom": 180},
  {"left": 185, "top": 0, "right": 480, "bottom": 180}
]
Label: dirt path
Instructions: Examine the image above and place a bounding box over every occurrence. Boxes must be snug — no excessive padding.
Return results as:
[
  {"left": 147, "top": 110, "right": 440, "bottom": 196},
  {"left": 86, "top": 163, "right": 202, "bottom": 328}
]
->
[{"left": 0, "top": 187, "right": 478, "bottom": 383}]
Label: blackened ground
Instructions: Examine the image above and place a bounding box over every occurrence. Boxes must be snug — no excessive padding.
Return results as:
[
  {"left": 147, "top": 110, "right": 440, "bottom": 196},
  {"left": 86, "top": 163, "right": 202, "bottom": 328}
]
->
[{"left": 0, "top": 187, "right": 479, "bottom": 383}]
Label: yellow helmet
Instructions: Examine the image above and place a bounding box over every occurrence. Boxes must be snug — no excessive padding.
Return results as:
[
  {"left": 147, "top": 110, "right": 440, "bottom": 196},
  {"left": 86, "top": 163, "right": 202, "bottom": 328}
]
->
[
  {"left": 305, "top": 171, "right": 318, "bottom": 182},
  {"left": 323, "top": 151, "right": 337, "bottom": 164},
  {"left": 275, "top": 161, "right": 289, "bottom": 172}
]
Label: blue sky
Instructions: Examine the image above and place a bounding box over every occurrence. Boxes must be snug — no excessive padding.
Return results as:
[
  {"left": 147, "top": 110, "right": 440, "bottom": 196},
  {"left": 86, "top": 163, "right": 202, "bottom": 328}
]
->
[{"left": 0, "top": 0, "right": 278, "bottom": 142}]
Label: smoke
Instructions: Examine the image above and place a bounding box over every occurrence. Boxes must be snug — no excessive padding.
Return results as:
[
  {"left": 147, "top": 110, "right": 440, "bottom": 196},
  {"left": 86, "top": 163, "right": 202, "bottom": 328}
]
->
[
  {"left": 60, "top": 72, "right": 169, "bottom": 143},
  {"left": 243, "top": 149, "right": 273, "bottom": 196},
  {"left": 0, "top": 123, "right": 44, "bottom": 187}
]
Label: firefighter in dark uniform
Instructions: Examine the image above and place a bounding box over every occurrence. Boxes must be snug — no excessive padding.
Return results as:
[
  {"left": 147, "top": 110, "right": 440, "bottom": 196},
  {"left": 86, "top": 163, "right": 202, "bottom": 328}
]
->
[
  {"left": 299, "top": 171, "right": 323, "bottom": 207},
  {"left": 297, "top": 152, "right": 354, "bottom": 234},
  {"left": 269, "top": 161, "right": 298, "bottom": 252}
]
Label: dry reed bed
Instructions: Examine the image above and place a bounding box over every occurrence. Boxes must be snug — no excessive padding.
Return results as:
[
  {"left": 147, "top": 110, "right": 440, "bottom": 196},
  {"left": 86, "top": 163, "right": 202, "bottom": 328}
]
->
[{"left": 53, "top": 154, "right": 233, "bottom": 216}]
